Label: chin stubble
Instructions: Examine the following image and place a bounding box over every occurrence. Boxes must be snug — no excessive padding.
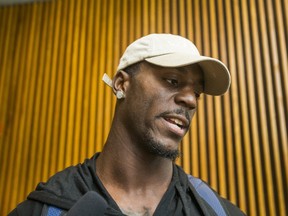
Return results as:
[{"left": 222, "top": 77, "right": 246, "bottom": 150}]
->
[{"left": 143, "top": 131, "right": 180, "bottom": 161}]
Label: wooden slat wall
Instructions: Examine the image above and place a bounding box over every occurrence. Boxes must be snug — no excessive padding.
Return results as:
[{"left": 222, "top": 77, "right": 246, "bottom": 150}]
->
[{"left": 0, "top": 0, "right": 287, "bottom": 215}]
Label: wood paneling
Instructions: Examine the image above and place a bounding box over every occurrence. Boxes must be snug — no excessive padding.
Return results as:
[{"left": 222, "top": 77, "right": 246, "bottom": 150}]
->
[{"left": 0, "top": 0, "right": 287, "bottom": 215}]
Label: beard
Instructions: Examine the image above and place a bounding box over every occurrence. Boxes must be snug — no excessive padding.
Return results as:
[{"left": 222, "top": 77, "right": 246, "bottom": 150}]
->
[{"left": 142, "top": 131, "right": 180, "bottom": 161}]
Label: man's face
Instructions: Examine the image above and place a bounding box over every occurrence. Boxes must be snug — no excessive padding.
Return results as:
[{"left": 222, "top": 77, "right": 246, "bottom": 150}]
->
[{"left": 120, "top": 62, "right": 204, "bottom": 160}]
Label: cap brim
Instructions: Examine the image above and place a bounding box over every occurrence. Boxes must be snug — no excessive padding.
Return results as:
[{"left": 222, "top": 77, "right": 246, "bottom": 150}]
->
[{"left": 145, "top": 53, "right": 231, "bottom": 96}]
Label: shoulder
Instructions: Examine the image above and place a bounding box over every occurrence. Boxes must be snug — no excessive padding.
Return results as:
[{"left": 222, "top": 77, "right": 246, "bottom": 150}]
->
[
  {"left": 8, "top": 200, "right": 44, "bottom": 216},
  {"left": 220, "top": 198, "right": 246, "bottom": 216},
  {"left": 9, "top": 154, "right": 99, "bottom": 215},
  {"left": 28, "top": 154, "right": 99, "bottom": 209},
  {"left": 186, "top": 173, "right": 246, "bottom": 216},
  {"left": 9, "top": 201, "right": 68, "bottom": 216}
]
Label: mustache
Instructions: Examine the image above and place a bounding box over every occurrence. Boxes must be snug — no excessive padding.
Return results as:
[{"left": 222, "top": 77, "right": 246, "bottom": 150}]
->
[{"left": 158, "top": 108, "right": 191, "bottom": 126}]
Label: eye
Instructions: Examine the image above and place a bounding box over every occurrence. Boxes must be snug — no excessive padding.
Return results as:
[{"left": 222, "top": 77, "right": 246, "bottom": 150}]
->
[{"left": 166, "top": 78, "right": 179, "bottom": 86}]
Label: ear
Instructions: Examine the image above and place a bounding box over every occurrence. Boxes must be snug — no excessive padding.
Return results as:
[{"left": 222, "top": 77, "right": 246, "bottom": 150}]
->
[{"left": 112, "top": 70, "right": 130, "bottom": 95}]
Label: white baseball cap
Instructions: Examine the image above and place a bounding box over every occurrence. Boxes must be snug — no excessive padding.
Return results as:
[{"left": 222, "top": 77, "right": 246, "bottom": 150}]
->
[{"left": 103, "top": 33, "right": 231, "bottom": 96}]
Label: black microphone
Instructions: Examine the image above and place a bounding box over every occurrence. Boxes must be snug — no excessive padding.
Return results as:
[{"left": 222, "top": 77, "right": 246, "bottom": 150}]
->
[{"left": 66, "top": 191, "right": 108, "bottom": 216}]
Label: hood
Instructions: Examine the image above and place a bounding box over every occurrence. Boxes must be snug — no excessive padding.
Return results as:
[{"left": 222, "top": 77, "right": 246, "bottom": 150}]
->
[{"left": 27, "top": 154, "right": 99, "bottom": 210}]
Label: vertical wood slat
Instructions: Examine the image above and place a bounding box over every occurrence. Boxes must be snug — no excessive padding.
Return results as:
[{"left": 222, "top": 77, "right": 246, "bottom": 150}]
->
[
  {"left": 95, "top": 0, "right": 107, "bottom": 153},
  {"left": 1, "top": 6, "right": 15, "bottom": 211},
  {"left": 252, "top": 0, "right": 277, "bottom": 214},
  {"left": 258, "top": 0, "right": 284, "bottom": 215},
  {"left": 233, "top": 0, "right": 255, "bottom": 214},
  {"left": 4, "top": 4, "right": 33, "bottom": 213},
  {"left": 180, "top": 0, "right": 192, "bottom": 177},
  {"left": 0, "top": 6, "right": 18, "bottom": 210},
  {"left": 79, "top": 0, "right": 90, "bottom": 162},
  {"left": 193, "top": 0, "right": 209, "bottom": 184},
  {"left": 54, "top": 0, "right": 69, "bottom": 171},
  {"left": 104, "top": 0, "right": 113, "bottom": 144},
  {"left": 56, "top": 1, "right": 75, "bottom": 171},
  {"left": 201, "top": 0, "right": 213, "bottom": 188},
  {"left": 40, "top": 0, "right": 57, "bottom": 180},
  {"left": 209, "top": 0, "right": 226, "bottom": 197},
  {"left": 0, "top": 0, "right": 287, "bottom": 215},
  {"left": 66, "top": 0, "right": 79, "bottom": 167},
  {"left": 89, "top": 0, "right": 101, "bottom": 153},
  {"left": 241, "top": 1, "right": 266, "bottom": 215},
  {"left": 73, "top": 0, "right": 85, "bottom": 165},
  {"left": 216, "top": 0, "right": 237, "bottom": 204},
  {"left": 224, "top": 0, "right": 245, "bottom": 209},
  {"left": 54, "top": 0, "right": 68, "bottom": 172},
  {"left": 265, "top": 0, "right": 287, "bottom": 214},
  {"left": 19, "top": 1, "right": 43, "bottom": 203},
  {"left": 85, "top": 0, "right": 94, "bottom": 156}
]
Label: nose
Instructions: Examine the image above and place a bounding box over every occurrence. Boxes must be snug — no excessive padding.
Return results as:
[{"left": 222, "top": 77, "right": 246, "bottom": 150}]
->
[{"left": 174, "top": 87, "right": 198, "bottom": 110}]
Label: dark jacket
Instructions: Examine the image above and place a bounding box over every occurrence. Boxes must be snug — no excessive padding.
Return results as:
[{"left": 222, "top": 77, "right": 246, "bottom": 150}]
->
[{"left": 9, "top": 153, "right": 246, "bottom": 216}]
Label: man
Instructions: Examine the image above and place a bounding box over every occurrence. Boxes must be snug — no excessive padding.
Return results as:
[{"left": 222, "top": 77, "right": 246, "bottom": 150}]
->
[{"left": 9, "top": 34, "right": 245, "bottom": 215}]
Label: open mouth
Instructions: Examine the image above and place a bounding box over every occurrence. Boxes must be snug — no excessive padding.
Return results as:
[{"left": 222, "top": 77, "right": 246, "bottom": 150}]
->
[
  {"left": 158, "top": 111, "right": 190, "bottom": 137},
  {"left": 164, "top": 117, "right": 186, "bottom": 129}
]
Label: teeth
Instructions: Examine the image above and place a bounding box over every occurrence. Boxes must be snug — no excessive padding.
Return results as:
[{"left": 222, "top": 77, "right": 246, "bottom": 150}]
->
[{"left": 170, "top": 118, "right": 183, "bottom": 126}]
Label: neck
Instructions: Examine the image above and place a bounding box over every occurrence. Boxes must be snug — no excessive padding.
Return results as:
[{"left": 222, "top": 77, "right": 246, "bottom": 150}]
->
[
  {"left": 96, "top": 117, "right": 175, "bottom": 215},
  {"left": 96, "top": 124, "right": 173, "bottom": 191}
]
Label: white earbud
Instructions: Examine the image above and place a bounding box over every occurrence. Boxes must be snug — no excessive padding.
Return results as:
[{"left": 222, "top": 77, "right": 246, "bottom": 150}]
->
[{"left": 116, "top": 90, "right": 125, "bottom": 99}]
